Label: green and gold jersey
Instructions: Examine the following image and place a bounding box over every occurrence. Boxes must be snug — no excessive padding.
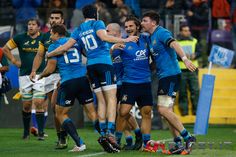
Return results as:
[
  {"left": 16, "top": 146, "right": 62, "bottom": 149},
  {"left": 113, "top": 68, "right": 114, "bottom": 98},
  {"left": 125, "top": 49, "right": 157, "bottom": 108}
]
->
[
  {"left": 6, "top": 32, "right": 45, "bottom": 76},
  {"left": 39, "top": 31, "right": 70, "bottom": 52}
]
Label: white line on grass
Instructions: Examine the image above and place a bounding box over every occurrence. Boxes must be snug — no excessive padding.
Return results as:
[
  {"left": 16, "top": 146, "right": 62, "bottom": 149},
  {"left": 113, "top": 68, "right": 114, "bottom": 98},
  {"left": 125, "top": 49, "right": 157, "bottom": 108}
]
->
[{"left": 77, "top": 152, "right": 106, "bottom": 157}]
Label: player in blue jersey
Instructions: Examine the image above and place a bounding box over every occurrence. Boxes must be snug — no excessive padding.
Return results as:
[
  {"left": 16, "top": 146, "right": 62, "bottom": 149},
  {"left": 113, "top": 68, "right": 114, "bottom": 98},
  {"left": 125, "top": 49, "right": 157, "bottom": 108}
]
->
[
  {"left": 46, "top": 4, "right": 138, "bottom": 153},
  {"left": 141, "top": 11, "right": 197, "bottom": 155},
  {"left": 38, "top": 24, "right": 99, "bottom": 152},
  {"left": 106, "top": 23, "right": 142, "bottom": 150},
  {"left": 111, "top": 16, "right": 153, "bottom": 150}
]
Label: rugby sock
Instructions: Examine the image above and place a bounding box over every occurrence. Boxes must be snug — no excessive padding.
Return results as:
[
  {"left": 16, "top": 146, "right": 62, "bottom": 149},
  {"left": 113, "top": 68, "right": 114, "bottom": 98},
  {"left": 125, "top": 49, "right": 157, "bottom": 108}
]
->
[
  {"left": 62, "top": 118, "right": 83, "bottom": 146},
  {"left": 107, "top": 122, "right": 115, "bottom": 134},
  {"left": 142, "top": 134, "right": 151, "bottom": 146},
  {"left": 180, "top": 128, "right": 191, "bottom": 141},
  {"left": 93, "top": 119, "right": 100, "bottom": 134},
  {"left": 99, "top": 122, "right": 106, "bottom": 136},
  {"left": 174, "top": 136, "right": 182, "bottom": 146},
  {"left": 43, "top": 111, "right": 48, "bottom": 128},
  {"left": 134, "top": 128, "right": 142, "bottom": 138},
  {"left": 22, "top": 111, "right": 31, "bottom": 136},
  {"left": 36, "top": 112, "right": 44, "bottom": 135},
  {"left": 125, "top": 136, "right": 133, "bottom": 146},
  {"left": 115, "top": 131, "right": 123, "bottom": 145},
  {"left": 60, "top": 130, "right": 67, "bottom": 143},
  {"left": 57, "top": 132, "right": 61, "bottom": 141},
  {"left": 31, "top": 109, "right": 38, "bottom": 128}
]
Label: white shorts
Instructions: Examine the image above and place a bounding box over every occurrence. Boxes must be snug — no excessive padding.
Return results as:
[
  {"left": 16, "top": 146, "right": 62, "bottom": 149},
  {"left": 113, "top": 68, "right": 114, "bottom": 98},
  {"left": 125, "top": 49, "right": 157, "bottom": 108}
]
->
[
  {"left": 19, "top": 75, "right": 46, "bottom": 100},
  {"left": 44, "top": 73, "right": 60, "bottom": 93}
]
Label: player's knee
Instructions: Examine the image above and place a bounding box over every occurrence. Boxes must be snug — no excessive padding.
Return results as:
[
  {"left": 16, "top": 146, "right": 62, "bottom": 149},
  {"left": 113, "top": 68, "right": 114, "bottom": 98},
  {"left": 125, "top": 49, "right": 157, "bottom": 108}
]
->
[
  {"left": 141, "top": 106, "right": 152, "bottom": 119},
  {"left": 119, "top": 108, "right": 129, "bottom": 118}
]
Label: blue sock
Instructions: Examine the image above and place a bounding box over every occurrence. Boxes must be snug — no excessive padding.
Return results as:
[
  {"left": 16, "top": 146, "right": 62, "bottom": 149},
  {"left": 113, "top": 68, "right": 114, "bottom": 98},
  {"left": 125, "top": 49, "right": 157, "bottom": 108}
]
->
[
  {"left": 142, "top": 134, "right": 151, "bottom": 147},
  {"left": 115, "top": 131, "right": 123, "bottom": 145},
  {"left": 43, "top": 111, "right": 48, "bottom": 128},
  {"left": 180, "top": 129, "right": 191, "bottom": 141},
  {"left": 62, "top": 118, "right": 83, "bottom": 146},
  {"left": 174, "top": 136, "right": 182, "bottom": 146},
  {"left": 31, "top": 109, "right": 38, "bottom": 128},
  {"left": 99, "top": 122, "right": 107, "bottom": 136},
  {"left": 134, "top": 128, "right": 142, "bottom": 137},
  {"left": 125, "top": 136, "right": 133, "bottom": 146},
  {"left": 107, "top": 122, "right": 115, "bottom": 134}
]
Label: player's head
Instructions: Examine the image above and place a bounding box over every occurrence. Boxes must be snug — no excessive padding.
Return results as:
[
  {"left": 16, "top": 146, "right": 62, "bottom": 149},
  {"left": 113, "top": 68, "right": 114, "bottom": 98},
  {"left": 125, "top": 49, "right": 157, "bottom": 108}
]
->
[
  {"left": 141, "top": 11, "right": 160, "bottom": 34},
  {"left": 124, "top": 15, "right": 141, "bottom": 36},
  {"left": 50, "top": 24, "right": 66, "bottom": 41},
  {"left": 82, "top": 4, "right": 98, "bottom": 20},
  {"left": 49, "top": 9, "right": 64, "bottom": 27},
  {"left": 106, "top": 23, "right": 121, "bottom": 38},
  {"left": 27, "top": 18, "right": 40, "bottom": 36},
  {"left": 180, "top": 24, "right": 191, "bottom": 37}
]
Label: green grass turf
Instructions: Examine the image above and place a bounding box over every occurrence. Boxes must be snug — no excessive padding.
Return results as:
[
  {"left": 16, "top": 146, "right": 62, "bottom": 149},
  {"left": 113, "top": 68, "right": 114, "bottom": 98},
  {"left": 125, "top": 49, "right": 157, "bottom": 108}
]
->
[{"left": 0, "top": 125, "right": 235, "bottom": 157}]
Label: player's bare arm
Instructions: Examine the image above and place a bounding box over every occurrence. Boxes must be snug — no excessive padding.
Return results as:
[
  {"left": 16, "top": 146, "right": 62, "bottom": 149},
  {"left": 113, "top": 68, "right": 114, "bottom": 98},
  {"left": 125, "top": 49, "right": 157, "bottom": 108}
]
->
[
  {"left": 2, "top": 45, "right": 21, "bottom": 67},
  {"left": 46, "top": 38, "right": 76, "bottom": 57},
  {"left": 97, "top": 29, "right": 139, "bottom": 43},
  {"left": 30, "top": 45, "right": 45, "bottom": 80},
  {"left": 38, "top": 59, "right": 57, "bottom": 80},
  {"left": 170, "top": 40, "right": 197, "bottom": 72}
]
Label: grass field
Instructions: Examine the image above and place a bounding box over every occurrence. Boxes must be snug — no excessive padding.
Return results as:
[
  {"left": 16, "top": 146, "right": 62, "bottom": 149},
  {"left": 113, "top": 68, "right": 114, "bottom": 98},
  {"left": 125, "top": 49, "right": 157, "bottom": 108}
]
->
[{"left": 0, "top": 125, "right": 235, "bottom": 157}]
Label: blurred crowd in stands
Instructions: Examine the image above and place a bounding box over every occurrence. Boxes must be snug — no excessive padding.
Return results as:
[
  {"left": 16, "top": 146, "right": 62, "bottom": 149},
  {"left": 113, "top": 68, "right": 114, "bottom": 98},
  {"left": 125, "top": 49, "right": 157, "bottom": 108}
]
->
[{"left": 0, "top": 0, "right": 235, "bottom": 67}]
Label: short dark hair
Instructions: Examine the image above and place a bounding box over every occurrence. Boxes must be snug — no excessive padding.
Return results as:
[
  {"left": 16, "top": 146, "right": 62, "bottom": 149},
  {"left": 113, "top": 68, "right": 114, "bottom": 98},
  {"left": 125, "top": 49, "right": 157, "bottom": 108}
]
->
[
  {"left": 179, "top": 24, "right": 189, "bottom": 31},
  {"left": 82, "top": 4, "right": 97, "bottom": 19},
  {"left": 50, "top": 9, "right": 64, "bottom": 18},
  {"left": 28, "top": 18, "right": 40, "bottom": 26},
  {"left": 142, "top": 11, "right": 160, "bottom": 25},
  {"left": 51, "top": 24, "right": 66, "bottom": 36},
  {"left": 125, "top": 15, "right": 141, "bottom": 32}
]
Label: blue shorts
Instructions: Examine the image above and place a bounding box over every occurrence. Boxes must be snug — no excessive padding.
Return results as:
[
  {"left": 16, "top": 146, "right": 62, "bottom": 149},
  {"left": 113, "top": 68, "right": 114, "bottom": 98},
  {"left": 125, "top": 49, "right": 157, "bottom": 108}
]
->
[
  {"left": 157, "top": 74, "right": 181, "bottom": 98},
  {"left": 87, "top": 64, "right": 116, "bottom": 90},
  {"left": 57, "top": 77, "right": 94, "bottom": 107},
  {"left": 120, "top": 82, "right": 153, "bottom": 108}
]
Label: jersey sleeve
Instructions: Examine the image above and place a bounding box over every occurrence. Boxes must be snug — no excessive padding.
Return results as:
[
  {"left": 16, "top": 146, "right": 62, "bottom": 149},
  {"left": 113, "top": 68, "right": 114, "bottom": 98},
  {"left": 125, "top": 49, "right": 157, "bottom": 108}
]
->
[
  {"left": 157, "top": 29, "right": 175, "bottom": 47},
  {"left": 6, "top": 34, "right": 21, "bottom": 50},
  {"left": 1, "top": 55, "right": 9, "bottom": 66},
  {"left": 48, "top": 44, "right": 58, "bottom": 61},
  {"left": 71, "top": 28, "right": 80, "bottom": 41},
  {"left": 94, "top": 20, "right": 106, "bottom": 32}
]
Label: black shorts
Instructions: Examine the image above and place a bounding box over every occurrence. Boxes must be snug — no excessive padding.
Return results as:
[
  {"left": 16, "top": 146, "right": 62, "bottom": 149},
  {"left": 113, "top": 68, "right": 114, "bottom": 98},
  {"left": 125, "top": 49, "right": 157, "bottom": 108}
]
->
[
  {"left": 120, "top": 82, "right": 153, "bottom": 108},
  {"left": 87, "top": 64, "right": 116, "bottom": 90},
  {"left": 157, "top": 74, "right": 181, "bottom": 98},
  {"left": 117, "top": 85, "right": 122, "bottom": 102},
  {"left": 57, "top": 77, "right": 94, "bottom": 107}
]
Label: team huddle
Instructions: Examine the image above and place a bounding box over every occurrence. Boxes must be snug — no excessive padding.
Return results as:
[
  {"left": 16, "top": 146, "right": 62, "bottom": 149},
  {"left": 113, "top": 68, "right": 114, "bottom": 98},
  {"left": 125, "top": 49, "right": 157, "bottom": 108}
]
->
[{"left": 2, "top": 4, "right": 197, "bottom": 155}]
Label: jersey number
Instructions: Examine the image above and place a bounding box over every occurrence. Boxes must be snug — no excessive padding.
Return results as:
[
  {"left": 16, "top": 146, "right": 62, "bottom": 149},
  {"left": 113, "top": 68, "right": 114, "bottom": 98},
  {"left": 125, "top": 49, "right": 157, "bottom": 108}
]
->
[
  {"left": 63, "top": 48, "right": 80, "bottom": 64},
  {"left": 81, "top": 34, "right": 98, "bottom": 51}
]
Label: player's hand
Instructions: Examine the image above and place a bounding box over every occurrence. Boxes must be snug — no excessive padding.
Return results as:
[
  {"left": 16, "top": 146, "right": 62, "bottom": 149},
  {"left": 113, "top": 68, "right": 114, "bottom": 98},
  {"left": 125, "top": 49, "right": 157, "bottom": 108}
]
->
[
  {"left": 183, "top": 59, "right": 197, "bottom": 72},
  {"left": 29, "top": 71, "right": 36, "bottom": 82},
  {"left": 124, "top": 35, "right": 139, "bottom": 42},
  {"left": 113, "top": 43, "right": 125, "bottom": 50}
]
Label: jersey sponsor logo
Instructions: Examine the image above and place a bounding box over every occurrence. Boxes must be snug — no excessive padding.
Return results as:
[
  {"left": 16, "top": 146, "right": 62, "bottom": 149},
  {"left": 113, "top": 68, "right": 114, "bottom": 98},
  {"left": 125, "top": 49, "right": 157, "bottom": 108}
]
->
[
  {"left": 127, "top": 46, "right": 133, "bottom": 50},
  {"left": 79, "top": 29, "right": 94, "bottom": 37},
  {"left": 159, "top": 89, "right": 164, "bottom": 94},
  {"left": 113, "top": 55, "right": 122, "bottom": 63},
  {"left": 65, "top": 100, "right": 72, "bottom": 105},
  {"left": 134, "top": 49, "right": 148, "bottom": 61},
  {"left": 152, "top": 39, "right": 157, "bottom": 45}
]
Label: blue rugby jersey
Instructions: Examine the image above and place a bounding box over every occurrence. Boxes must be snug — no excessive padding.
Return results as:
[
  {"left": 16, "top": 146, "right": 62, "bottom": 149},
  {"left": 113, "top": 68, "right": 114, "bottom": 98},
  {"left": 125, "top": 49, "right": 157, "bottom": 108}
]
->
[
  {"left": 115, "top": 34, "right": 151, "bottom": 83},
  {"left": 48, "top": 37, "right": 86, "bottom": 83},
  {"left": 149, "top": 26, "right": 181, "bottom": 79},
  {"left": 71, "top": 20, "right": 112, "bottom": 65}
]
